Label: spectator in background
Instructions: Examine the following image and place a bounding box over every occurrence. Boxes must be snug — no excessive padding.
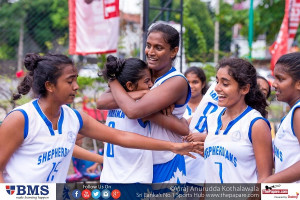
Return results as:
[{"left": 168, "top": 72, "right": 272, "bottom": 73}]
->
[
  {"left": 257, "top": 75, "right": 271, "bottom": 99},
  {"left": 183, "top": 66, "right": 208, "bottom": 121}
]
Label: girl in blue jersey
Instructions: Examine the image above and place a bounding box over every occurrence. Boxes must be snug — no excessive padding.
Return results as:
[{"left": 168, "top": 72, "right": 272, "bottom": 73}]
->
[
  {"left": 204, "top": 58, "right": 273, "bottom": 183},
  {"left": 98, "top": 22, "right": 191, "bottom": 183},
  {"left": 0, "top": 53, "right": 201, "bottom": 183},
  {"left": 263, "top": 52, "right": 300, "bottom": 183}
]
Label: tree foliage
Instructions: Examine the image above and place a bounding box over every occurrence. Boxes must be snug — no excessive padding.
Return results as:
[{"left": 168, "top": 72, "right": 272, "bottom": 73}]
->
[{"left": 0, "top": 0, "right": 69, "bottom": 59}]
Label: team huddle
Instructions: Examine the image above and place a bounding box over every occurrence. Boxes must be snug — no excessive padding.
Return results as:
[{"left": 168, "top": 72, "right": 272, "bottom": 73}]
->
[{"left": 0, "top": 23, "right": 299, "bottom": 185}]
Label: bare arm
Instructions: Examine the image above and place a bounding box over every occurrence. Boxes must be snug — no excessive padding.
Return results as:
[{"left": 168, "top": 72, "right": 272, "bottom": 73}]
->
[
  {"left": 145, "top": 113, "right": 189, "bottom": 136},
  {"left": 108, "top": 77, "right": 188, "bottom": 119},
  {"left": 97, "top": 89, "right": 149, "bottom": 110},
  {"left": 252, "top": 119, "right": 273, "bottom": 183},
  {"left": 72, "top": 145, "right": 103, "bottom": 164},
  {"left": 78, "top": 111, "right": 202, "bottom": 157},
  {"left": 263, "top": 108, "right": 300, "bottom": 183},
  {"left": 0, "top": 112, "right": 25, "bottom": 183}
]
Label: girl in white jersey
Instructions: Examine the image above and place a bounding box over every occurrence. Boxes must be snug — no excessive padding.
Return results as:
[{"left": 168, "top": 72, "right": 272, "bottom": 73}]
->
[
  {"left": 263, "top": 52, "right": 300, "bottom": 183},
  {"left": 0, "top": 53, "right": 201, "bottom": 183},
  {"left": 182, "top": 66, "right": 209, "bottom": 185},
  {"left": 204, "top": 58, "right": 273, "bottom": 183},
  {"left": 100, "top": 55, "right": 189, "bottom": 184},
  {"left": 98, "top": 22, "right": 191, "bottom": 183}
]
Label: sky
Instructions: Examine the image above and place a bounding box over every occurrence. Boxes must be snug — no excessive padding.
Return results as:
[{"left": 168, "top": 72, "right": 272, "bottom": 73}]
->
[{"left": 119, "top": 0, "right": 142, "bottom": 14}]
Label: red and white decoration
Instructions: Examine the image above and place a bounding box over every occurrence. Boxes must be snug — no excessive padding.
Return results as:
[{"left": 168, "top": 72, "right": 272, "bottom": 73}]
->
[
  {"left": 69, "top": 0, "right": 120, "bottom": 55},
  {"left": 269, "top": 0, "right": 300, "bottom": 73}
]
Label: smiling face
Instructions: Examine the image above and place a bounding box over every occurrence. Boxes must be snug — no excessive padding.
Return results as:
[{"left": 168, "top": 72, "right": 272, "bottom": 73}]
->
[
  {"left": 272, "top": 64, "right": 300, "bottom": 107},
  {"left": 49, "top": 65, "right": 79, "bottom": 105},
  {"left": 215, "top": 66, "right": 249, "bottom": 109},
  {"left": 145, "top": 32, "right": 178, "bottom": 75},
  {"left": 186, "top": 72, "right": 205, "bottom": 99}
]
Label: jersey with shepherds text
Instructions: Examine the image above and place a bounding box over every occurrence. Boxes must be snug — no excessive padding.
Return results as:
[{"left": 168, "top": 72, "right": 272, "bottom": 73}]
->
[
  {"left": 3, "top": 99, "right": 82, "bottom": 183},
  {"left": 204, "top": 106, "right": 267, "bottom": 183},
  {"left": 273, "top": 100, "right": 300, "bottom": 183}
]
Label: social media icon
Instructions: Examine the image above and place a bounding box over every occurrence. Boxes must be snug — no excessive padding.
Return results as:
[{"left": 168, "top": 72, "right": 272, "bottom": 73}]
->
[
  {"left": 92, "top": 189, "right": 101, "bottom": 199},
  {"left": 82, "top": 189, "right": 91, "bottom": 199},
  {"left": 111, "top": 189, "right": 121, "bottom": 199},
  {"left": 72, "top": 189, "right": 81, "bottom": 199},
  {"left": 101, "top": 189, "right": 111, "bottom": 199}
]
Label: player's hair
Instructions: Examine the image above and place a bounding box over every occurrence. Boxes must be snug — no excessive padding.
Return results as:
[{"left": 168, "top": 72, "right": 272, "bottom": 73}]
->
[
  {"left": 217, "top": 58, "right": 268, "bottom": 117},
  {"left": 102, "top": 55, "right": 149, "bottom": 91},
  {"left": 13, "top": 53, "right": 73, "bottom": 100},
  {"left": 276, "top": 52, "right": 300, "bottom": 82}
]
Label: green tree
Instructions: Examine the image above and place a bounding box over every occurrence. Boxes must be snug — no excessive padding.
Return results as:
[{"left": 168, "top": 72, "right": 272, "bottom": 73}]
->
[{"left": 0, "top": 0, "right": 69, "bottom": 59}]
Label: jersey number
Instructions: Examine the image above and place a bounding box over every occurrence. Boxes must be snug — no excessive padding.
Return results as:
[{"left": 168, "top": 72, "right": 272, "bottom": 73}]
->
[
  {"left": 106, "top": 121, "right": 115, "bottom": 157},
  {"left": 215, "top": 162, "right": 223, "bottom": 183},
  {"left": 194, "top": 102, "right": 218, "bottom": 133},
  {"left": 47, "top": 161, "right": 61, "bottom": 182}
]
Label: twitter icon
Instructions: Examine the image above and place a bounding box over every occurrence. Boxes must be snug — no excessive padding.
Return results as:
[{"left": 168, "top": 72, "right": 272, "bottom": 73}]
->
[{"left": 92, "top": 189, "right": 101, "bottom": 199}]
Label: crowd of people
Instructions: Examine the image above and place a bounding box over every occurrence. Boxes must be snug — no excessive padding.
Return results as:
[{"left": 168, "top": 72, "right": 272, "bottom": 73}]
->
[{"left": 0, "top": 22, "right": 299, "bottom": 185}]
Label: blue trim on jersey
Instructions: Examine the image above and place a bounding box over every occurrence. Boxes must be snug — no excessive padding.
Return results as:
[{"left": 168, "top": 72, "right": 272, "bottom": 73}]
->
[
  {"left": 137, "top": 119, "right": 148, "bottom": 128},
  {"left": 215, "top": 108, "right": 226, "bottom": 135},
  {"left": 57, "top": 108, "right": 64, "bottom": 134},
  {"left": 73, "top": 109, "right": 83, "bottom": 131},
  {"left": 291, "top": 102, "right": 300, "bottom": 136},
  {"left": 186, "top": 105, "right": 192, "bottom": 116},
  {"left": 153, "top": 154, "right": 186, "bottom": 183},
  {"left": 154, "top": 67, "right": 191, "bottom": 108},
  {"left": 32, "top": 100, "right": 64, "bottom": 136},
  {"left": 248, "top": 117, "right": 271, "bottom": 143},
  {"left": 215, "top": 106, "right": 252, "bottom": 135},
  {"left": 154, "top": 67, "right": 176, "bottom": 84},
  {"left": 6, "top": 109, "right": 29, "bottom": 139}
]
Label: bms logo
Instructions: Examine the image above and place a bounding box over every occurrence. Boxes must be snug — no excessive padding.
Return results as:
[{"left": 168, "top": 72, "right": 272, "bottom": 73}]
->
[
  {"left": 6, "top": 185, "right": 15, "bottom": 195},
  {"left": 5, "top": 185, "right": 49, "bottom": 195}
]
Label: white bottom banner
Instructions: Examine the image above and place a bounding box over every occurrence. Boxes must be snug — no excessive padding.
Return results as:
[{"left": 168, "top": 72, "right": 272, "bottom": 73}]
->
[
  {"left": 0, "top": 183, "right": 56, "bottom": 200},
  {"left": 261, "top": 183, "right": 299, "bottom": 199}
]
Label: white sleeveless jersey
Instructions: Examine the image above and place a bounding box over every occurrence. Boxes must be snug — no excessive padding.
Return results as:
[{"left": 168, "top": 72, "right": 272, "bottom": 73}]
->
[
  {"left": 185, "top": 82, "right": 220, "bottom": 183},
  {"left": 150, "top": 67, "right": 191, "bottom": 164},
  {"left": 3, "top": 99, "right": 82, "bottom": 183},
  {"left": 273, "top": 101, "right": 300, "bottom": 183},
  {"left": 204, "top": 106, "right": 269, "bottom": 183},
  {"left": 100, "top": 109, "right": 153, "bottom": 183}
]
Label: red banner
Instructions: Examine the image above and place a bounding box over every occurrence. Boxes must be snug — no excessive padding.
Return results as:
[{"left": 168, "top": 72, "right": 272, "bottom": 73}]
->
[
  {"left": 69, "top": 0, "right": 120, "bottom": 55},
  {"left": 269, "top": 0, "right": 300, "bottom": 73}
]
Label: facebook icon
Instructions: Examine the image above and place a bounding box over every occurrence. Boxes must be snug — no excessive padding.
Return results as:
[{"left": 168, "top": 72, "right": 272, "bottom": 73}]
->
[{"left": 72, "top": 189, "right": 81, "bottom": 199}]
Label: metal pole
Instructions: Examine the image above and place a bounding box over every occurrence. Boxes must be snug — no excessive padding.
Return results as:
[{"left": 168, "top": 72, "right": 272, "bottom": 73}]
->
[
  {"left": 143, "top": 0, "right": 149, "bottom": 61},
  {"left": 214, "top": 0, "right": 220, "bottom": 64},
  {"left": 248, "top": 0, "right": 254, "bottom": 60},
  {"left": 180, "top": 0, "right": 183, "bottom": 73}
]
